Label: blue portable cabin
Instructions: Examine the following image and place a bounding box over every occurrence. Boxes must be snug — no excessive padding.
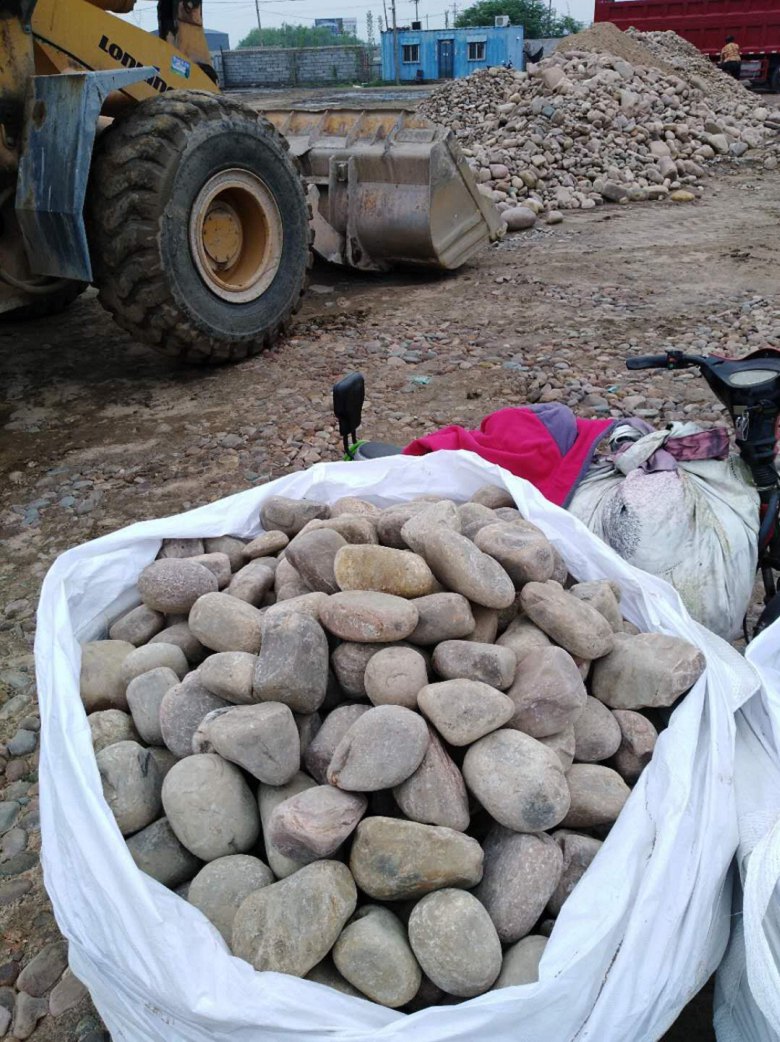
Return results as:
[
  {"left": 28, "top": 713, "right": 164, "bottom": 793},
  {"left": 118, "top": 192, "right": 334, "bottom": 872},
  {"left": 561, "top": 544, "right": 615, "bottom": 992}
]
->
[{"left": 380, "top": 24, "right": 524, "bottom": 82}]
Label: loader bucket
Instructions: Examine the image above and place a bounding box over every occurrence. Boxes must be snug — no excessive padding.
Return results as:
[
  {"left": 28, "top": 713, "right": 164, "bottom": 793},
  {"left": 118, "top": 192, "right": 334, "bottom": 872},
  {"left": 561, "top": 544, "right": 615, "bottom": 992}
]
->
[{"left": 262, "top": 108, "right": 504, "bottom": 272}]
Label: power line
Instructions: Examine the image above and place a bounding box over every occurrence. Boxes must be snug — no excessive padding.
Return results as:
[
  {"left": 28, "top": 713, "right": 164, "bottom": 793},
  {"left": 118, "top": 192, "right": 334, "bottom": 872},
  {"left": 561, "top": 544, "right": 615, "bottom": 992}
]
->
[{"left": 129, "top": 1, "right": 456, "bottom": 28}]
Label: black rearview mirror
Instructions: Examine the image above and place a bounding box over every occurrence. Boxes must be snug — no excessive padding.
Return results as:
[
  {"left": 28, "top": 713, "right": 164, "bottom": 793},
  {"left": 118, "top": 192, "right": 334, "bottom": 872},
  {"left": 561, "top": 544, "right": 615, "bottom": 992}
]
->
[{"left": 333, "top": 373, "right": 365, "bottom": 453}]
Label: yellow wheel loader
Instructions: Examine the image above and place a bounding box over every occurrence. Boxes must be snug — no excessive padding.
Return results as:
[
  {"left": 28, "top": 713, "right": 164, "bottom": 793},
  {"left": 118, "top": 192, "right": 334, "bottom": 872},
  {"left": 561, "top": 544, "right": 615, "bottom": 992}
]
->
[{"left": 0, "top": 0, "right": 503, "bottom": 363}]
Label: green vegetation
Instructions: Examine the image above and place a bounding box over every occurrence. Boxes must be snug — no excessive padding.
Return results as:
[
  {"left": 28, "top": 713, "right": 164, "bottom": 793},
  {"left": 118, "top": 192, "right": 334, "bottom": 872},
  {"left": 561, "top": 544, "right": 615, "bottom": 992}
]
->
[
  {"left": 455, "top": 0, "right": 583, "bottom": 37},
  {"left": 238, "top": 24, "right": 364, "bottom": 49}
]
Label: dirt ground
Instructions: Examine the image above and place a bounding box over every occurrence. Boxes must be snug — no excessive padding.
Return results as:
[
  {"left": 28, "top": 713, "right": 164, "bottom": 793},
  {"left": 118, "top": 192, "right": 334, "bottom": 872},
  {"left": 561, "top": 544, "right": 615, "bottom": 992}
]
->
[{"left": 1, "top": 103, "right": 779, "bottom": 1040}]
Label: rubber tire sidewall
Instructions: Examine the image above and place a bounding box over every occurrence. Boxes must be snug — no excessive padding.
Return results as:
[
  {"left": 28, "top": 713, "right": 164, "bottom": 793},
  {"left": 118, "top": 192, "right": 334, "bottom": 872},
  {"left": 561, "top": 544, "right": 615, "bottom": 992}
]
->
[
  {"left": 771, "top": 63, "right": 780, "bottom": 94},
  {"left": 159, "top": 121, "right": 309, "bottom": 342}
]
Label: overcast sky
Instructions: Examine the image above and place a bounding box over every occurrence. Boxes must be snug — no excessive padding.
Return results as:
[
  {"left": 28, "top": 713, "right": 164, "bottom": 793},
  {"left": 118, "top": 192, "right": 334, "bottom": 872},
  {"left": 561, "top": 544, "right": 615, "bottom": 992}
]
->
[{"left": 124, "top": 0, "right": 595, "bottom": 48}]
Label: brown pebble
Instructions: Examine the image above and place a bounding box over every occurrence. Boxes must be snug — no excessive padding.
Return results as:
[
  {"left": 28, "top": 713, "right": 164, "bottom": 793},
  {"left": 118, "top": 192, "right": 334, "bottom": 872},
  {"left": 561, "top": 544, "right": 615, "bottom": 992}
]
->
[
  {"left": 5, "top": 761, "right": 27, "bottom": 784},
  {"left": 320, "top": 592, "right": 419, "bottom": 643},
  {"left": 0, "top": 962, "right": 20, "bottom": 987}
]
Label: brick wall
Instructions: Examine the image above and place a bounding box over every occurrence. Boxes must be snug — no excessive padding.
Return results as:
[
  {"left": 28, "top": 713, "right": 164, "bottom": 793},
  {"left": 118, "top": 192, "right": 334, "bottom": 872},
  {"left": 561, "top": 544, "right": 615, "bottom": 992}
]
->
[{"left": 221, "top": 46, "right": 371, "bottom": 88}]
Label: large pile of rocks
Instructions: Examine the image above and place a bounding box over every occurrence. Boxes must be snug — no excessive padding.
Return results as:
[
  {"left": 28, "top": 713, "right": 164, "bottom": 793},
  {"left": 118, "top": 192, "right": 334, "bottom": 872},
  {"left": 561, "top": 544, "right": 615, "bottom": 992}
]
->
[
  {"left": 554, "top": 20, "right": 678, "bottom": 75},
  {"left": 81, "top": 490, "right": 704, "bottom": 1007},
  {"left": 419, "top": 25, "right": 771, "bottom": 222},
  {"left": 625, "top": 27, "right": 755, "bottom": 103}
]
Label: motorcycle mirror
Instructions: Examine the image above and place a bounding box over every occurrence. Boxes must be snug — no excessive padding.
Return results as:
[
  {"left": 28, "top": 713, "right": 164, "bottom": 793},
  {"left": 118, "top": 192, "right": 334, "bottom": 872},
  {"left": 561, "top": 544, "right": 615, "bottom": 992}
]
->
[{"left": 333, "top": 373, "right": 365, "bottom": 452}]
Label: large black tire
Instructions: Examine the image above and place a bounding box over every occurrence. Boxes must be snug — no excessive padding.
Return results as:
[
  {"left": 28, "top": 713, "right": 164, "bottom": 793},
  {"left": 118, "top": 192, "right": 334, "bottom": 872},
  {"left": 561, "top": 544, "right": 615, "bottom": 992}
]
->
[
  {"left": 1, "top": 281, "right": 86, "bottom": 321},
  {"left": 87, "top": 91, "right": 312, "bottom": 364},
  {"left": 771, "top": 63, "right": 780, "bottom": 94}
]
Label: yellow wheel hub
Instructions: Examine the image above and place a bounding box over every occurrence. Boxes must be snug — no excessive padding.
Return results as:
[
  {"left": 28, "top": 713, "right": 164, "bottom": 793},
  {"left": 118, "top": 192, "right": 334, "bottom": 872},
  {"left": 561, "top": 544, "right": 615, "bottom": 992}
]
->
[
  {"left": 190, "top": 169, "right": 283, "bottom": 304},
  {"left": 201, "top": 204, "right": 243, "bottom": 268}
]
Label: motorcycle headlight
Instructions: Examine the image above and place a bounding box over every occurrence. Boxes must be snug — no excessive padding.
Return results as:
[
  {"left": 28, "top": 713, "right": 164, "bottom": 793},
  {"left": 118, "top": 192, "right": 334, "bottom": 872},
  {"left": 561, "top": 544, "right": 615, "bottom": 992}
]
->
[{"left": 727, "top": 369, "right": 777, "bottom": 387}]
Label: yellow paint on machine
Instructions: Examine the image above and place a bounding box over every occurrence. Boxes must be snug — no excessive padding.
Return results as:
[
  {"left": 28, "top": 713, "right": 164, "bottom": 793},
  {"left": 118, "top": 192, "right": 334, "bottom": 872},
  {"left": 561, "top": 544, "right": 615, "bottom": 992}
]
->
[
  {"left": 30, "top": 0, "right": 217, "bottom": 102},
  {"left": 0, "top": 15, "right": 34, "bottom": 106}
]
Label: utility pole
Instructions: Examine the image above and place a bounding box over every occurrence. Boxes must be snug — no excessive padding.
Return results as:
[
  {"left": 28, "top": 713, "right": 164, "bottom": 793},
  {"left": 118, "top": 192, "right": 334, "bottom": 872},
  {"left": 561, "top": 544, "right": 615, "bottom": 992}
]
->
[
  {"left": 452, "top": 2, "right": 458, "bottom": 26},
  {"left": 254, "top": 0, "right": 262, "bottom": 44},
  {"left": 391, "top": 0, "right": 400, "bottom": 83},
  {"left": 413, "top": 0, "right": 419, "bottom": 21},
  {"left": 425, "top": 13, "right": 429, "bottom": 28},
  {"left": 445, "top": 9, "right": 449, "bottom": 28}
]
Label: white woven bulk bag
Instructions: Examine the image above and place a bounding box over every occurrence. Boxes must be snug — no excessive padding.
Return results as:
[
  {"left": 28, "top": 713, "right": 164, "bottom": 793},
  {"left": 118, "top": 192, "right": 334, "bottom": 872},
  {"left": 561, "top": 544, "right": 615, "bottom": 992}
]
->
[
  {"left": 714, "top": 622, "right": 780, "bottom": 1040},
  {"left": 569, "top": 423, "right": 759, "bottom": 641},
  {"left": 35, "top": 452, "right": 759, "bottom": 1042}
]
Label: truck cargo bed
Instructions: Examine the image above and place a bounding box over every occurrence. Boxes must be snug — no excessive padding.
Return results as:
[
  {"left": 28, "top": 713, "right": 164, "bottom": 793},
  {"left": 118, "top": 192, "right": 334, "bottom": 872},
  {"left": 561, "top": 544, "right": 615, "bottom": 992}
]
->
[{"left": 594, "top": 0, "right": 780, "bottom": 59}]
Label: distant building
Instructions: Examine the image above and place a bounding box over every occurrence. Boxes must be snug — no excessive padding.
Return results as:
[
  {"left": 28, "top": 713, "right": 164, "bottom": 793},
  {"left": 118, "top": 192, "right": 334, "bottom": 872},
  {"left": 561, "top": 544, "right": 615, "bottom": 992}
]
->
[
  {"left": 315, "top": 17, "right": 358, "bottom": 37},
  {"left": 380, "top": 24, "right": 524, "bottom": 81},
  {"left": 204, "top": 28, "right": 230, "bottom": 52},
  {"left": 315, "top": 17, "right": 342, "bottom": 35}
]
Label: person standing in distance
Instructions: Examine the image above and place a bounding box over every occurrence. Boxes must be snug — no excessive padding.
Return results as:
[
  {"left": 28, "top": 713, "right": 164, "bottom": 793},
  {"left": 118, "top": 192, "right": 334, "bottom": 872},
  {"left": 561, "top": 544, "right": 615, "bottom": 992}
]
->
[{"left": 720, "top": 35, "right": 742, "bottom": 80}]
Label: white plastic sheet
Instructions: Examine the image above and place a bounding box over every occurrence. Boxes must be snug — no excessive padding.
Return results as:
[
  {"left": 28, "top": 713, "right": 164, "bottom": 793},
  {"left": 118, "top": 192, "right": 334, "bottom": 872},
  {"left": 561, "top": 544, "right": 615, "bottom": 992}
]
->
[
  {"left": 35, "top": 452, "right": 760, "bottom": 1042},
  {"left": 713, "top": 621, "right": 780, "bottom": 1041},
  {"left": 569, "top": 423, "right": 759, "bottom": 641}
]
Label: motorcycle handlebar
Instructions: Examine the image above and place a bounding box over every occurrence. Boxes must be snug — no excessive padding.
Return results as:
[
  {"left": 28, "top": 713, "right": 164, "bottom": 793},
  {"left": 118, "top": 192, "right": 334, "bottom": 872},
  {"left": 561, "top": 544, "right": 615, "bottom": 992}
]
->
[
  {"left": 626, "top": 352, "right": 708, "bottom": 372},
  {"left": 626, "top": 355, "right": 674, "bottom": 370}
]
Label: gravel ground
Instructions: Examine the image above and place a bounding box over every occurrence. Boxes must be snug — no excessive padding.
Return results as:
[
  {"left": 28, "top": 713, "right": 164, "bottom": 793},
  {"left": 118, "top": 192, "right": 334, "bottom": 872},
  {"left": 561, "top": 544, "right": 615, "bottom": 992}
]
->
[{"left": 1, "top": 127, "right": 778, "bottom": 1040}]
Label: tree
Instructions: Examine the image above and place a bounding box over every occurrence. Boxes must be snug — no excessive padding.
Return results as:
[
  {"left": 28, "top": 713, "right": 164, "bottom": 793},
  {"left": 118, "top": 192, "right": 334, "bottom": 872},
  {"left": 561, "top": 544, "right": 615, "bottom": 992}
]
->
[
  {"left": 366, "top": 11, "right": 375, "bottom": 47},
  {"left": 238, "top": 24, "right": 365, "bottom": 49},
  {"left": 556, "top": 14, "right": 582, "bottom": 35},
  {"left": 454, "top": 0, "right": 583, "bottom": 37}
]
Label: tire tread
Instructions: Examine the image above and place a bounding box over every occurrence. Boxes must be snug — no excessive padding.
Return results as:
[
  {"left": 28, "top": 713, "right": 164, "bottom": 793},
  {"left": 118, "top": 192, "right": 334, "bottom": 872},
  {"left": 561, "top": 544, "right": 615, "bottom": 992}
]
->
[{"left": 88, "top": 90, "right": 312, "bottom": 364}]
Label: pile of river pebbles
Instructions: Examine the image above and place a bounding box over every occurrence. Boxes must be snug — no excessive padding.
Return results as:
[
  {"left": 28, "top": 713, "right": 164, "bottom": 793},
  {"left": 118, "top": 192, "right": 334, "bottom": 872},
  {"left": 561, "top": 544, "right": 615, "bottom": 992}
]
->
[
  {"left": 81, "top": 488, "right": 705, "bottom": 1007},
  {"left": 419, "top": 23, "right": 770, "bottom": 221}
]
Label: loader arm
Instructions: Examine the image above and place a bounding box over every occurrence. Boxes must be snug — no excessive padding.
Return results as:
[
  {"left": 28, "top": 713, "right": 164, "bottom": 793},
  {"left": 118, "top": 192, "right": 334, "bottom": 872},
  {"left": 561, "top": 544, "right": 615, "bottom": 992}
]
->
[
  {"left": 84, "top": 0, "right": 214, "bottom": 73},
  {"left": 156, "top": 0, "right": 214, "bottom": 73},
  {"left": 31, "top": 0, "right": 218, "bottom": 103}
]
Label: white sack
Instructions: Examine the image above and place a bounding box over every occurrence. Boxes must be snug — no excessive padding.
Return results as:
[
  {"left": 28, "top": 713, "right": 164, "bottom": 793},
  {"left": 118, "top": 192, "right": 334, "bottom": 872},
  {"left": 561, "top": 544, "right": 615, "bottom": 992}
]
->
[
  {"left": 569, "top": 423, "right": 759, "bottom": 640},
  {"left": 35, "top": 451, "right": 759, "bottom": 1042},
  {"left": 714, "top": 621, "right": 780, "bottom": 1040}
]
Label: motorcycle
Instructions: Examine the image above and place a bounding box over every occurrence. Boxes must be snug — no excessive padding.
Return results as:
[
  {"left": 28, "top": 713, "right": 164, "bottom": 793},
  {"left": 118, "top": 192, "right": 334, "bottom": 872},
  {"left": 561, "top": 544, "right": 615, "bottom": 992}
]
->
[{"left": 332, "top": 349, "right": 780, "bottom": 639}]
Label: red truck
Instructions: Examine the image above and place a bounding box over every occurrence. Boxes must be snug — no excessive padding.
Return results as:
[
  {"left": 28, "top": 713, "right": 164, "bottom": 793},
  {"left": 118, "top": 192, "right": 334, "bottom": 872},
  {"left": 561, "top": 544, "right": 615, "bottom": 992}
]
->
[{"left": 594, "top": 0, "right": 780, "bottom": 91}]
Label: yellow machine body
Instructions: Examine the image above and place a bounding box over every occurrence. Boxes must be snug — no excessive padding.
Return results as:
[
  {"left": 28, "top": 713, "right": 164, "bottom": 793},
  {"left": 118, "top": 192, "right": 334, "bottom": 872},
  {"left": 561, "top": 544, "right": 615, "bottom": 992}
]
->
[{"left": 31, "top": 0, "right": 217, "bottom": 104}]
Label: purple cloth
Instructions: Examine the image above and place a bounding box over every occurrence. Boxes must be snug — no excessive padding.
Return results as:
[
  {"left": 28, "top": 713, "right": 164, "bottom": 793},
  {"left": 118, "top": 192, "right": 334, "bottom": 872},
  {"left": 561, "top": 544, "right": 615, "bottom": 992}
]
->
[
  {"left": 612, "top": 423, "right": 731, "bottom": 473},
  {"left": 529, "top": 403, "right": 578, "bottom": 456}
]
